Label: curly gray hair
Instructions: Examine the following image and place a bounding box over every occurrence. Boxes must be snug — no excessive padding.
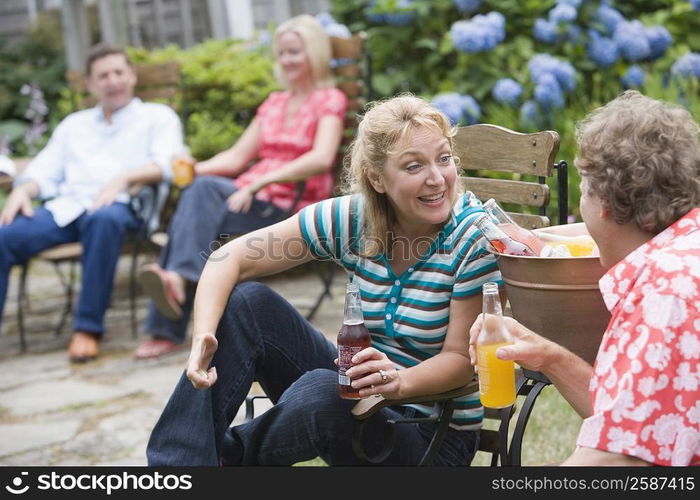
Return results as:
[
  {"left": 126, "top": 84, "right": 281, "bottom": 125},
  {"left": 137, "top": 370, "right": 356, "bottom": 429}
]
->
[{"left": 575, "top": 90, "right": 700, "bottom": 234}]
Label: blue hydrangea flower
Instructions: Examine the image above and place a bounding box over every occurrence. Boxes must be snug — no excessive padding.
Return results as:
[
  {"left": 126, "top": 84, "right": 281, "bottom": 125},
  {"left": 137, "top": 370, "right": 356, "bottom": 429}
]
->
[
  {"left": 462, "top": 95, "right": 481, "bottom": 125},
  {"left": 595, "top": 4, "right": 624, "bottom": 35},
  {"left": 671, "top": 52, "right": 700, "bottom": 79},
  {"left": 387, "top": 0, "right": 417, "bottom": 26},
  {"left": 534, "top": 18, "right": 558, "bottom": 44},
  {"left": 485, "top": 11, "right": 506, "bottom": 33},
  {"left": 556, "top": 0, "right": 582, "bottom": 7},
  {"left": 366, "top": 5, "right": 386, "bottom": 24},
  {"left": 614, "top": 21, "right": 651, "bottom": 62},
  {"left": 528, "top": 53, "right": 576, "bottom": 92},
  {"left": 451, "top": 21, "right": 486, "bottom": 52},
  {"left": 324, "top": 23, "right": 352, "bottom": 39},
  {"left": 587, "top": 30, "right": 619, "bottom": 68},
  {"left": 431, "top": 93, "right": 466, "bottom": 125},
  {"left": 450, "top": 12, "right": 505, "bottom": 53},
  {"left": 567, "top": 24, "right": 582, "bottom": 44},
  {"left": 384, "top": 12, "right": 416, "bottom": 26},
  {"left": 554, "top": 61, "right": 576, "bottom": 93},
  {"left": 492, "top": 78, "right": 523, "bottom": 106},
  {"left": 315, "top": 12, "right": 337, "bottom": 28},
  {"left": 691, "top": 0, "right": 700, "bottom": 11},
  {"left": 520, "top": 100, "right": 540, "bottom": 129},
  {"left": 452, "top": 0, "right": 482, "bottom": 14},
  {"left": 431, "top": 93, "right": 480, "bottom": 125},
  {"left": 645, "top": 26, "right": 672, "bottom": 61},
  {"left": 533, "top": 73, "right": 564, "bottom": 110},
  {"left": 549, "top": 3, "right": 577, "bottom": 23},
  {"left": 621, "top": 65, "right": 645, "bottom": 88},
  {"left": 367, "top": 0, "right": 417, "bottom": 26}
]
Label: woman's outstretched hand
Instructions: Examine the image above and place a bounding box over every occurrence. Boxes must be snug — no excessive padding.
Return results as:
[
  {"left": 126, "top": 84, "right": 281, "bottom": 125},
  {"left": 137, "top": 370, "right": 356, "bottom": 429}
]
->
[{"left": 186, "top": 333, "right": 219, "bottom": 389}]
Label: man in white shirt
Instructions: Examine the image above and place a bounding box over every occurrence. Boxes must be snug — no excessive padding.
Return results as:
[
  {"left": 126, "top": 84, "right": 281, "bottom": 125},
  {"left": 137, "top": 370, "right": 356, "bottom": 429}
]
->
[{"left": 0, "top": 43, "right": 183, "bottom": 362}]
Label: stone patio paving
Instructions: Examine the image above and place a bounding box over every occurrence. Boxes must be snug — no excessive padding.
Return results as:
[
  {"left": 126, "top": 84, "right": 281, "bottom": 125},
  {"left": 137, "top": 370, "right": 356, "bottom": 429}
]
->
[{"left": 0, "top": 254, "right": 346, "bottom": 465}]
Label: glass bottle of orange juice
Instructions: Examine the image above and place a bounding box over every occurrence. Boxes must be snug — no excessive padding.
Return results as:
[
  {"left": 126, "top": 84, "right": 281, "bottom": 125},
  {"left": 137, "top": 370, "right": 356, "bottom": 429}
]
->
[{"left": 476, "top": 282, "right": 516, "bottom": 409}]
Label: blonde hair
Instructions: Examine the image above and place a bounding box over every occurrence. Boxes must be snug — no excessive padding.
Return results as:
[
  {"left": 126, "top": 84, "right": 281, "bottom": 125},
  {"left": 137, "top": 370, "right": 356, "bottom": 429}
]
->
[
  {"left": 273, "top": 14, "right": 334, "bottom": 89},
  {"left": 575, "top": 90, "right": 700, "bottom": 234},
  {"left": 342, "top": 94, "right": 459, "bottom": 256}
]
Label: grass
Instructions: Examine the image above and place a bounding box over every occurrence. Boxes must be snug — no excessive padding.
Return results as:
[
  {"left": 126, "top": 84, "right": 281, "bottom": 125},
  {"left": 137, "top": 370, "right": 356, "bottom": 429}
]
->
[
  {"left": 294, "top": 384, "right": 581, "bottom": 467},
  {"left": 472, "top": 384, "right": 582, "bottom": 466}
]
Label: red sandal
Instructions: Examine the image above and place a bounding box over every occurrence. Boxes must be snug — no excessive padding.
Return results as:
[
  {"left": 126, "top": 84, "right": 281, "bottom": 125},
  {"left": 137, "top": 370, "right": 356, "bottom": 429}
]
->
[
  {"left": 133, "top": 338, "right": 185, "bottom": 360},
  {"left": 139, "top": 264, "right": 184, "bottom": 320}
]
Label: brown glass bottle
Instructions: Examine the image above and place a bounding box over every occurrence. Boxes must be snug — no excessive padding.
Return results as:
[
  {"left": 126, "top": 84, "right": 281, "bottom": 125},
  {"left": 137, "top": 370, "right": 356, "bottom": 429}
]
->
[{"left": 337, "top": 281, "right": 371, "bottom": 399}]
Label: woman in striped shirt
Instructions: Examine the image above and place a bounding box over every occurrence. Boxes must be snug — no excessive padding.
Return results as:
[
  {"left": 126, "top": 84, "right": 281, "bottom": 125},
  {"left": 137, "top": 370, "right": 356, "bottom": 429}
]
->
[{"left": 147, "top": 94, "right": 502, "bottom": 466}]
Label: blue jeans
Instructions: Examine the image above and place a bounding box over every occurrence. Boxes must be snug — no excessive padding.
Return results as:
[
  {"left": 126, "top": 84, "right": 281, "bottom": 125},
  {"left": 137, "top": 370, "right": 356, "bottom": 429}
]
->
[
  {"left": 0, "top": 204, "right": 140, "bottom": 335},
  {"left": 146, "top": 282, "right": 478, "bottom": 466},
  {"left": 141, "top": 176, "right": 285, "bottom": 343}
]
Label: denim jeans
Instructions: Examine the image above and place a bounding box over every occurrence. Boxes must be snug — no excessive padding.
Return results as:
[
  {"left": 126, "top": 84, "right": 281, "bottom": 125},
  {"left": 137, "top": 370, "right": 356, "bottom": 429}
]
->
[
  {"left": 141, "top": 176, "right": 285, "bottom": 343},
  {"left": 0, "top": 204, "right": 140, "bottom": 334},
  {"left": 147, "top": 282, "right": 479, "bottom": 466}
]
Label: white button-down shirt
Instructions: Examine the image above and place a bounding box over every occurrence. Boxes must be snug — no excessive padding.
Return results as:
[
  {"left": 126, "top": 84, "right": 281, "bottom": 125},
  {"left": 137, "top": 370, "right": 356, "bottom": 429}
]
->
[{"left": 15, "top": 98, "right": 183, "bottom": 227}]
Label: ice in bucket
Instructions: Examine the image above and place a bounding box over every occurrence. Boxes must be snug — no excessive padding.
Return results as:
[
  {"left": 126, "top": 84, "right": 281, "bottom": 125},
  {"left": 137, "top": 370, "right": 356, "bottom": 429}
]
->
[
  {"left": 536, "top": 225, "right": 598, "bottom": 257},
  {"left": 489, "top": 223, "right": 610, "bottom": 365}
]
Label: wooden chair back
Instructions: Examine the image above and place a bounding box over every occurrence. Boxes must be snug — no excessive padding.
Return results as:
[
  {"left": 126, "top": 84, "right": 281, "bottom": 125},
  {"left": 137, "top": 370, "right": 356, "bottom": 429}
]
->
[
  {"left": 330, "top": 33, "right": 368, "bottom": 113},
  {"left": 328, "top": 33, "right": 368, "bottom": 193},
  {"left": 453, "top": 124, "right": 567, "bottom": 229},
  {"left": 65, "top": 60, "right": 181, "bottom": 110}
]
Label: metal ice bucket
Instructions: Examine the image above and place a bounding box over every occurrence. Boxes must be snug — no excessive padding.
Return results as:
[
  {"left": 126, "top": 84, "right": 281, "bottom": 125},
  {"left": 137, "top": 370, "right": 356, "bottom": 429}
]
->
[{"left": 493, "top": 252, "right": 611, "bottom": 365}]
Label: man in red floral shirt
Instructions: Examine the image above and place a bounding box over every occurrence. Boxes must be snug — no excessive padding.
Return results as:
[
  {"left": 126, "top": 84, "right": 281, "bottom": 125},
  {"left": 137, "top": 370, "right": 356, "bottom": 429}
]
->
[{"left": 469, "top": 90, "right": 699, "bottom": 466}]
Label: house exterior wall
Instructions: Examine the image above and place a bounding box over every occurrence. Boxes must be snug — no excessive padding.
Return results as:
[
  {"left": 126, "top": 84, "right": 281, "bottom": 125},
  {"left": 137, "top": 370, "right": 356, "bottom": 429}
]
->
[{"left": 0, "top": 0, "right": 331, "bottom": 52}]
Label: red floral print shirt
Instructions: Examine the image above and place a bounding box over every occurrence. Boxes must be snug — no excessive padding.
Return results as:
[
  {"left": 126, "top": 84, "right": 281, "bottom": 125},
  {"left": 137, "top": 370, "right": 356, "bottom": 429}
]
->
[{"left": 576, "top": 208, "right": 700, "bottom": 466}]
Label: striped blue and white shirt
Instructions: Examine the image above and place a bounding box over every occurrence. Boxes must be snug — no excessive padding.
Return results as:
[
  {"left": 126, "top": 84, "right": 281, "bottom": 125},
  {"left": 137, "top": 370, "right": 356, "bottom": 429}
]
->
[{"left": 298, "top": 192, "right": 503, "bottom": 429}]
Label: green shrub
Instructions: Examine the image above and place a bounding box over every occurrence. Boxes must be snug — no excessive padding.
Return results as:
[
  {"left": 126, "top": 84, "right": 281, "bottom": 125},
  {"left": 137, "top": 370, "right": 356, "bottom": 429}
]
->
[
  {"left": 0, "top": 11, "right": 65, "bottom": 157},
  {"left": 126, "top": 39, "right": 279, "bottom": 160}
]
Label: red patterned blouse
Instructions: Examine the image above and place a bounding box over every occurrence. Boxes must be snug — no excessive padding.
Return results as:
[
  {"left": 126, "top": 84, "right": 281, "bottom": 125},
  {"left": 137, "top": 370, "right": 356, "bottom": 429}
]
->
[{"left": 235, "top": 87, "right": 348, "bottom": 212}]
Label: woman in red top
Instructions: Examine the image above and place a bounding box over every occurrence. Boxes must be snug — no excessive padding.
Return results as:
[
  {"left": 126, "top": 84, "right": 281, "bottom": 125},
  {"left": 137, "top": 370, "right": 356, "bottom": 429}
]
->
[{"left": 134, "top": 14, "right": 347, "bottom": 359}]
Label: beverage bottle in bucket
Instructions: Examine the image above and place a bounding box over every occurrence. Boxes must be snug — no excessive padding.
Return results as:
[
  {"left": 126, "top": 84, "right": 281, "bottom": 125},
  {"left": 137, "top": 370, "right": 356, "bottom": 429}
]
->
[
  {"left": 474, "top": 214, "right": 537, "bottom": 256},
  {"left": 476, "top": 282, "right": 516, "bottom": 408},
  {"left": 483, "top": 199, "right": 544, "bottom": 254},
  {"left": 337, "top": 281, "right": 371, "bottom": 399}
]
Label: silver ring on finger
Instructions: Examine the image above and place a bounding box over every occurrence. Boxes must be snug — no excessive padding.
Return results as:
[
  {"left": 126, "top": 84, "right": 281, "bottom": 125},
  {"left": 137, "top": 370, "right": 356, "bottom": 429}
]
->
[{"left": 378, "top": 369, "right": 389, "bottom": 384}]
